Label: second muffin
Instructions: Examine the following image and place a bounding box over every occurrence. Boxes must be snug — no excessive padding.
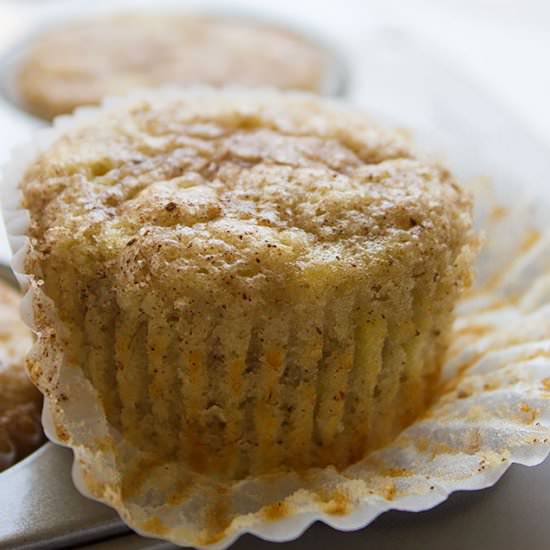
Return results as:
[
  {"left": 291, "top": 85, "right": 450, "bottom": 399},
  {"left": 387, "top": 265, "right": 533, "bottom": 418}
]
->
[
  {"left": 16, "top": 13, "right": 338, "bottom": 120},
  {"left": 0, "top": 277, "right": 43, "bottom": 471}
]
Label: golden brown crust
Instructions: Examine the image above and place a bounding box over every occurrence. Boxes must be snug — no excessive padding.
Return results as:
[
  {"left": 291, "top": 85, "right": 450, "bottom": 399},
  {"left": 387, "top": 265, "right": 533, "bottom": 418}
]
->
[
  {"left": 17, "top": 14, "right": 330, "bottom": 120},
  {"left": 22, "top": 91, "right": 470, "bottom": 296}
]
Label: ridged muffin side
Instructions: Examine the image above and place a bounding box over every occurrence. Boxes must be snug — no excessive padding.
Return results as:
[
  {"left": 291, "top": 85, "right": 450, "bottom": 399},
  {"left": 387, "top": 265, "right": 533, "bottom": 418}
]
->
[{"left": 19, "top": 91, "right": 473, "bottom": 479}]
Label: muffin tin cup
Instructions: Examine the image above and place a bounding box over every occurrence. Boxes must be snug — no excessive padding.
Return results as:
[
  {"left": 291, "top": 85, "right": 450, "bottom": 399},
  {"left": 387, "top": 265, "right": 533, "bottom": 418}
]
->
[
  {"left": 3, "top": 88, "right": 550, "bottom": 549},
  {"left": 0, "top": 6, "right": 349, "bottom": 124}
]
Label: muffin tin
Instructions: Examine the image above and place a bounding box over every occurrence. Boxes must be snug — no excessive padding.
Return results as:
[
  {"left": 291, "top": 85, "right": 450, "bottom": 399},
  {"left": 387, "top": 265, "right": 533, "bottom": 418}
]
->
[{"left": 1, "top": 4, "right": 550, "bottom": 549}]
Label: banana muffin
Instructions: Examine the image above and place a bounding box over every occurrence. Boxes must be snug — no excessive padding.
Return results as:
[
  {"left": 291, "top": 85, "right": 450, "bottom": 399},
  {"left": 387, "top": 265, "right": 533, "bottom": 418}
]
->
[
  {"left": 0, "top": 277, "right": 43, "bottom": 471},
  {"left": 16, "top": 13, "right": 337, "bottom": 120},
  {"left": 18, "top": 90, "right": 473, "bottom": 479}
]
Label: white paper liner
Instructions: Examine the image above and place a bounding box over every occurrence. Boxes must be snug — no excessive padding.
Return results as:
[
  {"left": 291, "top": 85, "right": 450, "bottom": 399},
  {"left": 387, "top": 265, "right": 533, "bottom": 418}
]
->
[{"left": 2, "top": 89, "right": 550, "bottom": 549}]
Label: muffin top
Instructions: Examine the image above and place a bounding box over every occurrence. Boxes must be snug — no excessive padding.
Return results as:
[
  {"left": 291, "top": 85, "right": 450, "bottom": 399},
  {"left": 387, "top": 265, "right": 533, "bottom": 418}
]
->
[
  {"left": 21, "top": 90, "right": 472, "bottom": 303},
  {"left": 16, "top": 13, "right": 333, "bottom": 120}
]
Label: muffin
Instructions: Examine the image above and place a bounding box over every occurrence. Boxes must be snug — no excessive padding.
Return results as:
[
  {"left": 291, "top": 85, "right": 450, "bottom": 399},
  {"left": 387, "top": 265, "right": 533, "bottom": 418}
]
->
[
  {"left": 0, "top": 277, "right": 43, "bottom": 471},
  {"left": 18, "top": 90, "right": 473, "bottom": 479},
  {"left": 16, "top": 13, "right": 338, "bottom": 120}
]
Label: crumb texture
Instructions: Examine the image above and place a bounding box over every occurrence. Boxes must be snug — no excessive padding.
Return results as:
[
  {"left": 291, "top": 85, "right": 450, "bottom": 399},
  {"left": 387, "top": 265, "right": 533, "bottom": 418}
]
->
[
  {"left": 17, "top": 13, "right": 330, "bottom": 119},
  {"left": 20, "top": 90, "right": 473, "bottom": 478}
]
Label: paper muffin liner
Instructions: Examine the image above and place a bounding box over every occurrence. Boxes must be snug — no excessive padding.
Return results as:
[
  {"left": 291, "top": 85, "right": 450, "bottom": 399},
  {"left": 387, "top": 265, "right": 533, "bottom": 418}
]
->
[{"left": 2, "top": 89, "right": 550, "bottom": 549}]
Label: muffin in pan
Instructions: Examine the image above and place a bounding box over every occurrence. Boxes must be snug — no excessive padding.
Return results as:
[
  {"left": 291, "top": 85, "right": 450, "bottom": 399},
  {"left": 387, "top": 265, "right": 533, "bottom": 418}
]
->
[
  {"left": 14, "top": 13, "right": 345, "bottom": 121},
  {"left": 0, "top": 276, "right": 43, "bottom": 472},
  {"left": 18, "top": 89, "right": 473, "bottom": 479}
]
